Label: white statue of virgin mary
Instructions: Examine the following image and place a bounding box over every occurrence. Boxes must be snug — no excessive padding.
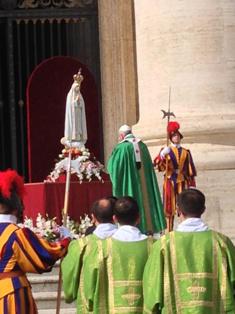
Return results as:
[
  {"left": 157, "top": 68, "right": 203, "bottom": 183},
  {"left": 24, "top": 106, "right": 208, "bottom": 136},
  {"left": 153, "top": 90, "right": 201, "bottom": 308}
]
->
[{"left": 64, "top": 69, "right": 87, "bottom": 147}]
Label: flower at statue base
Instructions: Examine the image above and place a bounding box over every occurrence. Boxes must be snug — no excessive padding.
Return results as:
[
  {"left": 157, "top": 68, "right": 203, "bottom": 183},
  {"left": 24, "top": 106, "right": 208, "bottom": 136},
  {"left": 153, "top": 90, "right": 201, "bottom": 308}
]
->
[
  {"left": 45, "top": 146, "right": 105, "bottom": 183},
  {"left": 19, "top": 213, "right": 94, "bottom": 242},
  {"left": 23, "top": 217, "right": 34, "bottom": 229},
  {"left": 78, "top": 214, "right": 94, "bottom": 235},
  {"left": 30, "top": 213, "right": 60, "bottom": 241},
  {"left": 63, "top": 214, "right": 93, "bottom": 238}
]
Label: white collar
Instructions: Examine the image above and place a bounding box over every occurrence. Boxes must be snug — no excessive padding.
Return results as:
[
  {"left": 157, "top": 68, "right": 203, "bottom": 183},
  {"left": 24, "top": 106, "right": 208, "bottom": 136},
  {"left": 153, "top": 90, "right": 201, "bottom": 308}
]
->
[
  {"left": 119, "top": 134, "right": 141, "bottom": 143},
  {"left": 176, "top": 218, "right": 209, "bottom": 232},
  {"left": 112, "top": 225, "right": 147, "bottom": 242},
  {"left": 93, "top": 223, "right": 118, "bottom": 239},
  {"left": 0, "top": 214, "right": 17, "bottom": 224},
  {"left": 121, "top": 135, "right": 141, "bottom": 162},
  {"left": 171, "top": 143, "right": 181, "bottom": 149}
]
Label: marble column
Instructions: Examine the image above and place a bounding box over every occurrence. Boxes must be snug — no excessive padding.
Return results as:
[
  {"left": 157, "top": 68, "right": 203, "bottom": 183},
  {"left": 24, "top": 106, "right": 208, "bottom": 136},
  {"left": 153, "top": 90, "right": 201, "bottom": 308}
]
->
[
  {"left": 133, "top": 0, "right": 235, "bottom": 171},
  {"left": 98, "top": 0, "right": 138, "bottom": 161}
]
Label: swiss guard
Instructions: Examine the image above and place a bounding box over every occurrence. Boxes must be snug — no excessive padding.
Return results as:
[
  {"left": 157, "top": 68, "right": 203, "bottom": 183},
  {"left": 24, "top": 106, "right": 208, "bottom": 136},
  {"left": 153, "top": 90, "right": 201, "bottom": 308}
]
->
[{"left": 154, "top": 121, "right": 197, "bottom": 231}]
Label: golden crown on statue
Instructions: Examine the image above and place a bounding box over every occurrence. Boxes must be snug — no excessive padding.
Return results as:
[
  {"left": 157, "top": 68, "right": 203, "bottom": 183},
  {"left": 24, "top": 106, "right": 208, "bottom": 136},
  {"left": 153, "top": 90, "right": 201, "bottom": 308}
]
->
[{"left": 73, "top": 68, "right": 84, "bottom": 89}]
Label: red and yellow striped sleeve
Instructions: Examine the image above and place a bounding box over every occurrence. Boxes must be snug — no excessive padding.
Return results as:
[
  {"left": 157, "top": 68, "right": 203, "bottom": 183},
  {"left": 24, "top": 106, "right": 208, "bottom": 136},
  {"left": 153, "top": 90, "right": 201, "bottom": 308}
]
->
[{"left": 13, "top": 227, "right": 69, "bottom": 273}]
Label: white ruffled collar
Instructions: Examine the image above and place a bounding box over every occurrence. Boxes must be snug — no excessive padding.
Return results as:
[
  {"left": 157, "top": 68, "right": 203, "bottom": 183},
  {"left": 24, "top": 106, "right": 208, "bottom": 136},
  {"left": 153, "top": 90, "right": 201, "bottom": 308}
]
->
[
  {"left": 93, "top": 223, "right": 118, "bottom": 239},
  {"left": 177, "top": 218, "right": 209, "bottom": 232},
  {"left": 112, "top": 225, "right": 147, "bottom": 242},
  {"left": 171, "top": 143, "right": 181, "bottom": 149},
  {"left": 120, "top": 134, "right": 140, "bottom": 144},
  {"left": 0, "top": 214, "right": 17, "bottom": 224}
]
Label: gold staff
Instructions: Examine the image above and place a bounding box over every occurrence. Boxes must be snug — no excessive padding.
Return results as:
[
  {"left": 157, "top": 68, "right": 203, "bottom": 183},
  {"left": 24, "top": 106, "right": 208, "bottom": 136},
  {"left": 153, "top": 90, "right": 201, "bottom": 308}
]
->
[{"left": 161, "top": 87, "right": 175, "bottom": 231}]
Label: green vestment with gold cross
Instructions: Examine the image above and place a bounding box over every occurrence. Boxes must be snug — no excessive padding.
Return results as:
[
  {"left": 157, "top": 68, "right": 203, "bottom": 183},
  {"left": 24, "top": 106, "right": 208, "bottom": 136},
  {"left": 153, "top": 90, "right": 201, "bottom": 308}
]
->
[
  {"left": 143, "top": 230, "right": 235, "bottom": 314},
  {"left": 62, "top": 234, "right": 154, "bottom": 313}
]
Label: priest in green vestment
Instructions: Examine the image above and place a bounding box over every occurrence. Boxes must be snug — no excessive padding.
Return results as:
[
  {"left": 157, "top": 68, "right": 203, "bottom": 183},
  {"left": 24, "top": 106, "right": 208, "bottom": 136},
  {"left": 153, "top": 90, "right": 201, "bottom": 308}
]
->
[
  {"left": 62, "top": 196, "right": 155, "bottom": 313},
  {"left": 107, "top": 124, "right": 166, "bottom": 234},
  {"left": 143, "top": 188, "right": 235, "bottom": 314}
]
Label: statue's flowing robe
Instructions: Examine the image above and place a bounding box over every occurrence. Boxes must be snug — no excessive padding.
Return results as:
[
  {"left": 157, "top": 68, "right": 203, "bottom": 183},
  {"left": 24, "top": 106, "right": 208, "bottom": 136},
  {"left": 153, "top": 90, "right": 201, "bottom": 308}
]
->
[{"left": 64, "top": 82, "right": 87, "bottom": 144}]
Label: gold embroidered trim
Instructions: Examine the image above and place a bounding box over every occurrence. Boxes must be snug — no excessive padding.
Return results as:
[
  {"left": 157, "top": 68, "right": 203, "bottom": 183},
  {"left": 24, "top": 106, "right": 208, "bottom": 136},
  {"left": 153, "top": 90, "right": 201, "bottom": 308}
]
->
[
  {"left": 180, "top": 300, "right": 213, "bottom": 307},
  {"left": 107, "top": 238, "right": 115, "bottom": 314},
  {"left": 147, "top": 236, "right": 153, "bottom": 254},
  {"left": 213, "top": 232, "right": 226, "bottom": 314},
  {"left": 78, "top": 237, "right": 88, "bottom": 313},
  {"left": 143, "top": 307, "right": 153, "bottom": 314},
  {"left": 121, "top": 286, "right": 141, "bottom": 305},
  {"left": 176, "top": 273, "right": 216, "bottom": 279},
  {"left": 162, "top": 236, "right": 173, "bottom": 314},
  {"left": 170, "top": 232, "right": 181, "bottom": 313},
  {"left": 138, "top": 160, "right": 153, "bottom": 231},
  {"left": 112, "top": 307, "right": 143, "bottom": 312},
  {"left": 114, "top": 280, "right": 142, "bottom": 287},
  {"left": 97, "top": 239, "right": 105, "bottom": 311},
  {"left": 187, "top": 286, "right": 207, "bottom": 293}
]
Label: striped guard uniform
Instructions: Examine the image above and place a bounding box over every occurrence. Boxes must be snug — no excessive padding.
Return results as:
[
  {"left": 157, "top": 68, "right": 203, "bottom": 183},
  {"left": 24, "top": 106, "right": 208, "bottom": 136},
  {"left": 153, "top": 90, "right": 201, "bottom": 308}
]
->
[
  {"left": 154, "top": 145, "right": 197, "bottom": 217},
  {"left": 0, "top": 222, "right": 69, "bottom": 314}
]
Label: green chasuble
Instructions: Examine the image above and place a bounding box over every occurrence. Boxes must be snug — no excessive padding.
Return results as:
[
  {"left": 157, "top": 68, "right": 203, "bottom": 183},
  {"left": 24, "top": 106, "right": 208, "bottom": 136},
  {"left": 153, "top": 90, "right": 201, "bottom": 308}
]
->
[
  {"left": 62, "top": 235, "right": 154, "bottom": 313},
  {"left": 108, "top": 134, "right": 166, "bottom": 233},
  {"left": 62, "top": 234, "right": 97, "bottom": 305},
  {"left": 143, "top": 230, "right": 235, "bottom": 314}
]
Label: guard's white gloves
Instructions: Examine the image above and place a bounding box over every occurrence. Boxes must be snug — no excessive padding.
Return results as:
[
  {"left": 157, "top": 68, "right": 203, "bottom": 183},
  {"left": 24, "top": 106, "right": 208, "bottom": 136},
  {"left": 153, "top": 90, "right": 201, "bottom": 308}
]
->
[
  {"left": 59, "top": 226, "right": 72, "bottom": 239},
  {"left": 160, "top": 146, "right": 171, "bottom": 159}
]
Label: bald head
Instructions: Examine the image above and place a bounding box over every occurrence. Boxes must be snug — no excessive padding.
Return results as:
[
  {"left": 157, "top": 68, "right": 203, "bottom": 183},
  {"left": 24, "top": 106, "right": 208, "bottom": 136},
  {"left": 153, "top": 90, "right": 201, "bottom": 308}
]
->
[{"left": 91, "top": 197, "right": 116, "bottom": 224}]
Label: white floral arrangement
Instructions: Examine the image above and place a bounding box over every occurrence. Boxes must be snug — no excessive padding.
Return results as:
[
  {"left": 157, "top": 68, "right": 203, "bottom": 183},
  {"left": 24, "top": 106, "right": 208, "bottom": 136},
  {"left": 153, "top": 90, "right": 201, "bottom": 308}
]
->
[
  {"left": 64, "top": 214, "right": 94, "bottom": 239},
  {"left": 45, "top": 146, "right": 105, "bottom": 183},
  {"left": 19, "top": 213, "right": 94, "bottom": 242}
]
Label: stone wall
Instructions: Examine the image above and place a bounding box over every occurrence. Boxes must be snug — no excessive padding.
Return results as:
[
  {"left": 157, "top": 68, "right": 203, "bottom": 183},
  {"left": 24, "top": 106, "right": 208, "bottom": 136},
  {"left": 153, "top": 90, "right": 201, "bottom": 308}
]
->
[
  {"left": 98, "top": 0, "right": 235, "bottom": 240},
  {"left": 133, "top": 0, "right": 235, "bottom": 239}
]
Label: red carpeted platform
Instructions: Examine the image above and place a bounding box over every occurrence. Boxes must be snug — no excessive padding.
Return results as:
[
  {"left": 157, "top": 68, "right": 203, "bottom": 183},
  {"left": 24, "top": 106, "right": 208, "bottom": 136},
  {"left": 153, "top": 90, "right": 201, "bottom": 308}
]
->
[{"left": 23, "top": 180, "right": 112, "bottom": 223}]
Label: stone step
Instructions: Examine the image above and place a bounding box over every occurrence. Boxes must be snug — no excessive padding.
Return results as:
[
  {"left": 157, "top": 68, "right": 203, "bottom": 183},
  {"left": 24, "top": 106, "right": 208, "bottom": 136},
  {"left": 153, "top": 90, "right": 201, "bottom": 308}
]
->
[
  {"left": 28, "top": 261, "right": 76, "bottom": 312},
  {"left": 38, "top": 309, "right": 76, "bottom": 314},
  {"left": 27, "top": 261, "right": 61, "bottom": 278},
  {"left": 29, "top": 275, "right": 60, "bottom": 292},
  {"left": 33, "top": 291, "right": 75, "bottom": 310}
]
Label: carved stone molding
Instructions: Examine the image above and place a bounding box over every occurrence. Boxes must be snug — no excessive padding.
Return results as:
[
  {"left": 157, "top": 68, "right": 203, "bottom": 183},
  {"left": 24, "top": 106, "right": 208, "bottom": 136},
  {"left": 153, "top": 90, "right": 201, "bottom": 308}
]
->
[{"left": 17, "top": 0, "right": 95, "bottom": 9}]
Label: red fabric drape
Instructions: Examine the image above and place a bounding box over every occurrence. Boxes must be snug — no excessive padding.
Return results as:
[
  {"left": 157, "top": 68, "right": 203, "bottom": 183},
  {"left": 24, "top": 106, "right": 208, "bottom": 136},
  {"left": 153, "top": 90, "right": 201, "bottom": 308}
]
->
[{"left": 23, "top": 181, "right": 112, "bottom": 223}]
